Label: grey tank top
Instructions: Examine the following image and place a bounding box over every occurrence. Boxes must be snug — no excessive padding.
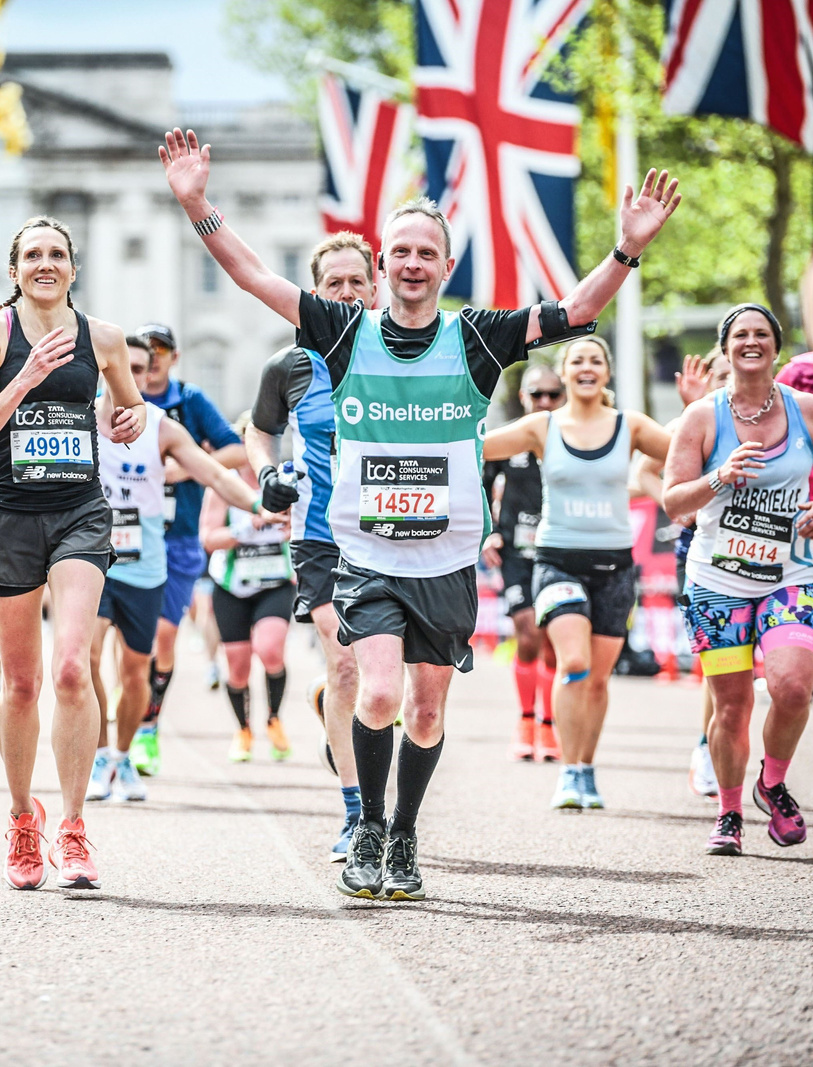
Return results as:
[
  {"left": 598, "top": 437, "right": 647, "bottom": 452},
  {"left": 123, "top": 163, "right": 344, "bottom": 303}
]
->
[{"left": 536, "top": 410, "right": 633, "bottom": 550}]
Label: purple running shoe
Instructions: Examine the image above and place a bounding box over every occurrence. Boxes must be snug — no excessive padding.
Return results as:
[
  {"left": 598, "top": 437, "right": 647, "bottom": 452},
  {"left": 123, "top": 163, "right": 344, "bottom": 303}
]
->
[
  {"left": 753, "top": 763, "right": 806, "bottom": 847},
  {"left": 706, "top": 811, "right": 743, "bottom": 856}
]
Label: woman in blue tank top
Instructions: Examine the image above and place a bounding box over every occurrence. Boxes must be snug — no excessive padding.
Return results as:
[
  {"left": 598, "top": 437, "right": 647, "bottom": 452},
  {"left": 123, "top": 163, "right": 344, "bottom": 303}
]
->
[
  {"left": 0, "top": 216, "right": 146, "bottom": 892},
  {"left": 484, "top": 337, "right": 669, "bottom": 812},
  {"left": 664, "top": 303, "right": 813, "bottom": 859}
]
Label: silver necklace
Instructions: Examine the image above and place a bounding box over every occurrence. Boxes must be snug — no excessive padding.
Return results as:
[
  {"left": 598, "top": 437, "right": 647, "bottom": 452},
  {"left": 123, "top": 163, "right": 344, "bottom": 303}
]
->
[{"left": 726, "top": 383, "right": 777, "bottom": 425}]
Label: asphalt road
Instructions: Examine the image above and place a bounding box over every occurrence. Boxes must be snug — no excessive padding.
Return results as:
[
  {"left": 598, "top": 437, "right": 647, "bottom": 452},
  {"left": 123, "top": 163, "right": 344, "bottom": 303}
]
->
[{"left": 2, "top": 619, "right": 813, "bottom": 1067}]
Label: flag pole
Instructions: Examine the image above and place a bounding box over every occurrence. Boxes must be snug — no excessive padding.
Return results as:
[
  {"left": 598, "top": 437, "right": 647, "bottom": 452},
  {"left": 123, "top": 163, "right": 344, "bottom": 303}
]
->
[
  {"left": 304, "top": 50, "right": 407, "bottom": 96},
  {"left": 613, "top": 13, "right": 644, "bottom": 412}
]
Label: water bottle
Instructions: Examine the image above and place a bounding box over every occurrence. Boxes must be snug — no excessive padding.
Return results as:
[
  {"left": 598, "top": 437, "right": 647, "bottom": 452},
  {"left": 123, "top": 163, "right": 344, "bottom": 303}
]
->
[{"left": 277, "top": 461, "right": 300, "bottom": 488}]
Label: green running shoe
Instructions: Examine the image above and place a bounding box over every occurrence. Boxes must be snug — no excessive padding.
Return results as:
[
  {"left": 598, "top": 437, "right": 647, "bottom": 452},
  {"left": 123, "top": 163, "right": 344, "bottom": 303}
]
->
[{"left": 131, "top": 725, "right": 161, "bottom": 777}]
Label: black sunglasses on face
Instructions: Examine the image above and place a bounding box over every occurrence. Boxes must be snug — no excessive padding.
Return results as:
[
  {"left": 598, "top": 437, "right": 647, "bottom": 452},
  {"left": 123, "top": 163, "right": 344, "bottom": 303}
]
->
[{"left": 527, "top": 389, "right": 562, "bottom": 400}]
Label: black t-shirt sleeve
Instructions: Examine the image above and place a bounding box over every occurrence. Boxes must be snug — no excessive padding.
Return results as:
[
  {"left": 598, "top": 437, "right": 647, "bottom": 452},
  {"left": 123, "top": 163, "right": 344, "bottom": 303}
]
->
[
  {"left": 460, "top": 307, "right": 532, "bottom": 396},
  {"left": 297, "top": 292, "right": 363, "bottom": 387},
  {"left": 251, "top": 345, "right": 312, "bottom": 435}
]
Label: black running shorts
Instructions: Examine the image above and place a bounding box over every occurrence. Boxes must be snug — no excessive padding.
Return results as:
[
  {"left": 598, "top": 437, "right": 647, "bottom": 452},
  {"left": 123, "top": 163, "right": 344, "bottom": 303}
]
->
[
  {"left": 289, "top": 539, "right": 340, "bottom": 622},
  {"left": 212, "top": 581, "right": 295, "bottom": 644},
  {"left": 500, "top": 550, "right": 534, "bottom": 617},
  {"left": 332, "top": 557, "right": 478, "bottom": 672},
  {"left": 0, "top": 495, "right": 114, "bottom": 597},
  {"left": 532, "top": 547, "right": 636, "bottom": 639}
]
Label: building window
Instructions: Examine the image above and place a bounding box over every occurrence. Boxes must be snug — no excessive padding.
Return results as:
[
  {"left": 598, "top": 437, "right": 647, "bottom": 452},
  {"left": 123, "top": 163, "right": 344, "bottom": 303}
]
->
[
  {"left": 124, "top": 236, "right": 145, "bottom": 261},
  {"left": 282, "top": 249, "right": 300, "bottom": 285},
  {"left": 48, "top": 192, "right": 91, "bottom": 296},
  {"left": 201, "top": 252, "right": 219, "bottom": 294}
]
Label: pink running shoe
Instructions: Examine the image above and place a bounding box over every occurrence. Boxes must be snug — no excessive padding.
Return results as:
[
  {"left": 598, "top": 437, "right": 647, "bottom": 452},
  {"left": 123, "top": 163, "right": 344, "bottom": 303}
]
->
[
  {"left": 4, "top": 798, "right": 47, "bottom": 890},
  {"left": 509, "top": 717, "right": 535, "bottom": 762},
  {"left": 705, "top": 811, "right": 743, "bottom": 856},
  {"left": 49, "top": 818, "right": 100, "bottom": 889},
  {"left": 753, "top": 764, "right": 807, "bottom": 847}
]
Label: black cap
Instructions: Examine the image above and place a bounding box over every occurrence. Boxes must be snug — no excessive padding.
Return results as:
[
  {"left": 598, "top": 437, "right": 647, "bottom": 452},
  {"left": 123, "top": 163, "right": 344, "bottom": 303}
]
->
[{"left": 136, "top": 323, "right": 177, "bottom": 350}]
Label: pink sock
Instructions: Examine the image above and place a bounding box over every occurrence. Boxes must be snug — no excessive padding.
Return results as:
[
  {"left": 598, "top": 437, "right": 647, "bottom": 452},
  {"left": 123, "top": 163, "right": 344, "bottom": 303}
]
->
[
  {"left": 718, "top": 786, "right": 743, "bottom": 817},
  {"left": 762, "top": 754, "right": 791, "bottom": 789},
  {"left": 537, "top": 662, "right": 555, "bottom": 723},
  {"left": 513, "top": 658, "right": 537, "bottom": 716}
]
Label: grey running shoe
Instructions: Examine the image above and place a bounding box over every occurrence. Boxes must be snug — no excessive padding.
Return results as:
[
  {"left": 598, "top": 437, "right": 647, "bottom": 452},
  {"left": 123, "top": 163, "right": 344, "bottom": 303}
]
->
[
  {"left": 382, "top": 829, "right": 425, "bottom": 901},
  {"left": 337, "top": 820, "right": 386, "bottom": 898}
]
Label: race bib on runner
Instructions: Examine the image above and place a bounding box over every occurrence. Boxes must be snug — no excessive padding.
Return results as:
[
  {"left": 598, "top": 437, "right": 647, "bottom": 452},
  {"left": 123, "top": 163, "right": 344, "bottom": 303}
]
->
[
  {"left": 10, "top": 401, "right": 94, "bottom": 483},
  {"left": 163, "top": 484, "right": 176, "bottom": 529},
  {"left": 535, "top": 580, "right": 588, "bottom": 625},
  {"left": 233, "top": 543, "right": 292, "bottom": 588},
  {"left": 359, "top": 456, "right": 449, "bottom": 540},
  {"left": 711, "top": 506, "right": 792, "bottom": 585},
  {"left": 513, "top": 512, "right": 540, "bottom": 558},
  {"left": 111, "top": 508, "right": 142, "bottom": 564}
]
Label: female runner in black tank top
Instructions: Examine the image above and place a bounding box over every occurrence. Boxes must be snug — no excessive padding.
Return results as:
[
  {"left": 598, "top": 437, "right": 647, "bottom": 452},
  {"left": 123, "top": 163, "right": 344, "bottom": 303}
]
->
[{"left": 0, "top": 216, "right": 145, "bottom": 892}]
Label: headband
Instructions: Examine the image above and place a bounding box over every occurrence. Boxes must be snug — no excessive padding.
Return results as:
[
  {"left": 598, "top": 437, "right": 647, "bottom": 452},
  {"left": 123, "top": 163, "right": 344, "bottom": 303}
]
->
[{"left": 718, "top": 303, "right": 782, "bottom": 353}]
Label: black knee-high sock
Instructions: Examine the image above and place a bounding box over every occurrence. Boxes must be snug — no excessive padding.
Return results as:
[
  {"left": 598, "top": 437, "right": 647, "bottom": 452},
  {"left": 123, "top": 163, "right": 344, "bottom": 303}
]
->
[
  {"left": 352, "top": 716, "right": 393, "bottom": 827},
  {"left": 144, "top": 659, "right": 173, "bottom": 724},
  {"left": 390, "top": 733, "right": 445, "bottom": 835},
  {"left": 265, "top": 669, "right": 286, "bottom": 722},
  {"left": 226, "top": 685, "right": 251, "bottom": 729}
]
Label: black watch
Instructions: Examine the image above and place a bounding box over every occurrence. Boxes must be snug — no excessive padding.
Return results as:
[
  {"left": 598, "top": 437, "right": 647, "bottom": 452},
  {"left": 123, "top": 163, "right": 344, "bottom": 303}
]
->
[{"left": 613, "top": 245, "right": 640, "bottom": 268}]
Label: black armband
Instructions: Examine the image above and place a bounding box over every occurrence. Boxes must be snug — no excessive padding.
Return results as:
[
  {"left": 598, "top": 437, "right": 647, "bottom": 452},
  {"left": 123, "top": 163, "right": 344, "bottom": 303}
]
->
[{"left": 526, "top": 301, "right": 598, "bottom": 352}]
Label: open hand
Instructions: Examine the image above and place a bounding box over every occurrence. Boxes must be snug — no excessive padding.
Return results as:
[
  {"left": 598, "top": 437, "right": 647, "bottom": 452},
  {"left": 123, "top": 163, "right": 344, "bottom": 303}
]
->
[
  {"left": 618, "top": 169, "right": 681, "bottom": 257},
  {"left": 159, "top": 128, "right": 211, "bottom": 209},
  {"left": 676, "top": 354, "right": 712, "bottom": 408},
  {"left": 19, "top": 327, "right": 75, "bottom": 389}
]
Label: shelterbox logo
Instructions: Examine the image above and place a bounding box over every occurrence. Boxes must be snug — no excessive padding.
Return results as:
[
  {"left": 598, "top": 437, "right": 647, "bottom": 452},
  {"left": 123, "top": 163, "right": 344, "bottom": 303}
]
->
[{"left": 340, "top": 397, "right": 474, "bottom": 424}]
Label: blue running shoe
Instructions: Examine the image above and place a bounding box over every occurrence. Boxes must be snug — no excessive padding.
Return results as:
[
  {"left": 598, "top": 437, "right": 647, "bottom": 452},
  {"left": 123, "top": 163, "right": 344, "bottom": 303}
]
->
[
  {"left": 85, "top": 753, "right": 115, "bottom": 802},
  {"left": 580, "top": 765, "right": 605, "bottom": 809},
  {"left": 330, "top": 810, "right": 360, "bottom": 863}
]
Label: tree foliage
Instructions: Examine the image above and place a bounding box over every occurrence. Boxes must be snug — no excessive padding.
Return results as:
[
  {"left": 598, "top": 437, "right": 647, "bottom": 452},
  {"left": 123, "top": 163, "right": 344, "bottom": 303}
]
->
[{"left": 226, "top": 0, "right": 813, "bottom": 347}]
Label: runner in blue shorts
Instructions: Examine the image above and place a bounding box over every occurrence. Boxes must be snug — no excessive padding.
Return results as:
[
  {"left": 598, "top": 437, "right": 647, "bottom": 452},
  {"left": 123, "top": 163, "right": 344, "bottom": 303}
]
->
[
  {"left": 665, "top": 303, "right": 813, "bottom": 856},
  {"left": 87, "top": 338, "right": 273, "bottom": 802},
  {"left": 130, "top": 323, "right": 246, "bottom": 776}
]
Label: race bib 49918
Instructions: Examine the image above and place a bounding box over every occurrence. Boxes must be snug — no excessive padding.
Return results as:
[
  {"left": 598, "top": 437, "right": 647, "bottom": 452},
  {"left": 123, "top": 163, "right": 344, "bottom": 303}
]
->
[{"left": 10, "top": 401, "right": 94, "bottom": 484}]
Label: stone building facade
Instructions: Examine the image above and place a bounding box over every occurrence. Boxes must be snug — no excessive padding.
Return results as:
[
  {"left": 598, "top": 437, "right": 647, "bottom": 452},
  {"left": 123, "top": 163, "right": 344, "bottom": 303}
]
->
[{"left": 0, "top": 52, "right": 321, "bottom": 417}]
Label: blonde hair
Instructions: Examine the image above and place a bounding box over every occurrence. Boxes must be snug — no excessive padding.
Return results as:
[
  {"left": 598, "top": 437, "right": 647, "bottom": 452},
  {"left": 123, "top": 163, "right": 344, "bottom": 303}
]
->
[
  {"left": 559, "top": 336, "right": 615, "bottom": 408},
  {"left": 309, "top": 231, "right": 374, "bottom": 288}
]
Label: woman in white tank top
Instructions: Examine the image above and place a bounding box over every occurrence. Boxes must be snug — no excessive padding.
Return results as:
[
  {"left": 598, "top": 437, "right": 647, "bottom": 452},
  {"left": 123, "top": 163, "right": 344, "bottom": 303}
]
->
[
  {"left": 485, "top": 338, "right": 669, "bottom": 811},
  {"left": 664, "top": 303, "right": 813, "bottom": 858}
]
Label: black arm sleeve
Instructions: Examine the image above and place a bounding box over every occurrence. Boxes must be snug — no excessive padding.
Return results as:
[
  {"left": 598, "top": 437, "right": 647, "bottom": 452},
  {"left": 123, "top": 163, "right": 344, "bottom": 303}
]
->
[{"left": 251, "top": 345, "right": 313, "bottom": 435}]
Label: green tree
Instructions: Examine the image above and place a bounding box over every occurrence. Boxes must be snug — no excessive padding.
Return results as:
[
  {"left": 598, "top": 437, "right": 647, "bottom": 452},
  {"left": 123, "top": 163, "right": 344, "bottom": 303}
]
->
[
  {"left": 227, "top": 0, "right": 813, "bottom": 346},
  {"left": 225, "top": 0, "right": 414, "bottom": 108}
]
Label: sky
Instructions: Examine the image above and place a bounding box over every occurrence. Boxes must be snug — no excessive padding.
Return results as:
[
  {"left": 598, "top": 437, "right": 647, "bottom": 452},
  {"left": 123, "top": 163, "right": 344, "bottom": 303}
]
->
[{"left": 0, "top": 0, "right": 285, "bottom": 105}]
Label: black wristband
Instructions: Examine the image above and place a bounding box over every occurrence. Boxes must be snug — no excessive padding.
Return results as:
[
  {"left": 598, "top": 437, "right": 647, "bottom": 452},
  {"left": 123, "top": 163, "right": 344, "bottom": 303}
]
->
[{"left": 613, "top": 245, "right": 640, "bottom": 268}]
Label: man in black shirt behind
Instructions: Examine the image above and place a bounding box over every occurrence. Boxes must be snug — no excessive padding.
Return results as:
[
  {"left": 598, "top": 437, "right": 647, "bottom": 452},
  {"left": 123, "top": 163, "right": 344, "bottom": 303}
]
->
[{"left": 159, "top": 127, "right": 681, "bottom": 901}]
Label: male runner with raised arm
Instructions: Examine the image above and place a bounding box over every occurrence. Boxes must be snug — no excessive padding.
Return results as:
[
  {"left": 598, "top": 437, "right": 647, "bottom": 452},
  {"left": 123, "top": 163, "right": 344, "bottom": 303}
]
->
[{"left": 159, "top": 126, "right": 680, "bottom": 899}]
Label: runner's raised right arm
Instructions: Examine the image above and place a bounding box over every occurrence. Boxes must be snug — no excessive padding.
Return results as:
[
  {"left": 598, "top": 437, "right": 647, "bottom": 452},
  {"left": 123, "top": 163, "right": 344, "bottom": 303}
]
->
[{"left": 159, "top": 128, "right": 301, "bottom": 326}]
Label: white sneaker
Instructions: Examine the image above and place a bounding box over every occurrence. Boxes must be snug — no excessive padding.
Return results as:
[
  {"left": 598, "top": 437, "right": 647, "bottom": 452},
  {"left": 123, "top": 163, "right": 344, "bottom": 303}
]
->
[
  {"left": 86, "top": 753, "right": 115, "bottom": 801},
  {"left": 550, "top": 766, "right": 582, "bottom": 809},
  {"left": 112, "top": 755, "right": 147, "bottom": 802},
  {"left": 206, "top": 662, "right": 221, "bottom": 690},
  {"left": 689, "top": 742, "right": 719, "bottom": 798}
]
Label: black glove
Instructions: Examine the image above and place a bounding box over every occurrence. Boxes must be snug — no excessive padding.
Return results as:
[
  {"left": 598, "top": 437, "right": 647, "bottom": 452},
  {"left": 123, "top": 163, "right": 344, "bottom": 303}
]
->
[{"left": 258, "top": 465, "right": 299, "bottom": 511}]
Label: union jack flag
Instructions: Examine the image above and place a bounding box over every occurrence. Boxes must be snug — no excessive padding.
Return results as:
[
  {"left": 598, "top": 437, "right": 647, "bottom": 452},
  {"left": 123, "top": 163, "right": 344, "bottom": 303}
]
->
[
  {"left": 318, "top": 74, "right": 417, "bottom": 303},
  {"left": 662, "top": 0, "right": 813, "bottom": 151},
  {"left": 415, "top": 0, "right": 591, "bottom": 309}
]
